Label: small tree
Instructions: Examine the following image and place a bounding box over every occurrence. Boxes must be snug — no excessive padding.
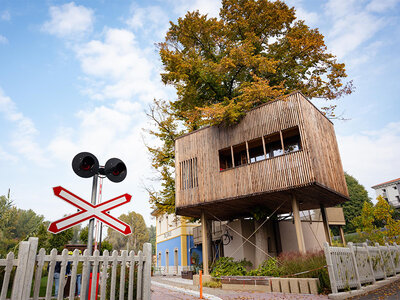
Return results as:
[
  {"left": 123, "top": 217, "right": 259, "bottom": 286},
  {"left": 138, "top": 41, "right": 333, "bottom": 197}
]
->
[
  {"left": 352, "top": 196, "right": 399, "bottom": 245},
  {"left": 107, "top": 211, "right": 149, "bottom": 252}
]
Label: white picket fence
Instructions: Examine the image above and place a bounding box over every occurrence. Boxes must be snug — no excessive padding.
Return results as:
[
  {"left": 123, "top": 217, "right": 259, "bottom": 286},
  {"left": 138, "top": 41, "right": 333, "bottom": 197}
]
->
[
  {"left": 0, "top": 237, "right": 152, "bottom": 300},
  {"left": 324, "top": 241, "right": 400, "bottom": 293}
]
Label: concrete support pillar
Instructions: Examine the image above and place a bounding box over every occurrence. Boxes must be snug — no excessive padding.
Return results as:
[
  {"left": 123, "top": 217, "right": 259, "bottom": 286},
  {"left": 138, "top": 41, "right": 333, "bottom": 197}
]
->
[
  {"left": 201, "top": 211, "right": 209, "bottom": 275},
  {"left": 254, "top": 220, "right": 268, "bottom": 267},
  {"left": 320, "top": 204, "right": 331, "bottom": 246},
  {"left": 339, "top": 226, "right": 346, "bottom": 246},
  {"left": 291, "top": 193, "right": 306, "bottom": 254}
]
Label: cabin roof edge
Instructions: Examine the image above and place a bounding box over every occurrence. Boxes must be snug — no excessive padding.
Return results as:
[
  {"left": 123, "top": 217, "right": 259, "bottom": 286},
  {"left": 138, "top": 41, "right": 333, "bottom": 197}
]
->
[{"left": 175, "top": 91, "right": 332, "bottom": 141}]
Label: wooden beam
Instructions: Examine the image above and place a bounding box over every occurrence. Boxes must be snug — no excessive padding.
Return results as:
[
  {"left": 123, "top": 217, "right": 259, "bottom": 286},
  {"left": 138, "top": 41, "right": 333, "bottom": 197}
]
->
[{"left": 339, "top": 226, "right": 346, "bottom": 246}]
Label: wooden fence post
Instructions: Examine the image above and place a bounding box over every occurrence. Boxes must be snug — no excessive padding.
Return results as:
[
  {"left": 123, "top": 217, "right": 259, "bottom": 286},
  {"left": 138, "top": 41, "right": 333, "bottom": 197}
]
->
[
  {"left": 363, "top": 243, "right": 376, "bottom": 284},
  {"left": 376, "top": 243, "right": 387, "bottom": 279},
  {"left": 386, "top": 243, "right": 396, "bottom": 276},
  {"left": 11, "top": 241, "right": 30, "bottom": 300},
  {"left": 347, "top": 242, "right": 361, "bottom": 290},
  {"left": 0, "top": 252, "right": 14, "bottom": 300},
  {"left": 20, "top": 237, "right": 39, "bottom": 300},
  {"left": 136, "top": 250, "right": 143, "bottom": 300},
  {"left": 142, "top": 243, "right": 152, "bottom": 300},
  {"left": 323, "top": 242, "right": 338, "bottom": 294}
]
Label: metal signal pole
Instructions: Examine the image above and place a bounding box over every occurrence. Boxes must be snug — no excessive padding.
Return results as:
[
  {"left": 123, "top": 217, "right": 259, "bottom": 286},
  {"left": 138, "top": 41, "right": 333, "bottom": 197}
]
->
[{"left": 87, "top": 174, "right": 98, "bottom": 255}]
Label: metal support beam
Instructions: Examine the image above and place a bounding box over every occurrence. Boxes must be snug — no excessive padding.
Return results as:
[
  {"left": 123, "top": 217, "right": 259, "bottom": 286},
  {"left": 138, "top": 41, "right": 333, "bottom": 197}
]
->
[
  {"left": 201, "top": 211, "right": 209, "bottom": 275},
  {"left": 291, "top": 193, "right": 306, "bottom": 254}
]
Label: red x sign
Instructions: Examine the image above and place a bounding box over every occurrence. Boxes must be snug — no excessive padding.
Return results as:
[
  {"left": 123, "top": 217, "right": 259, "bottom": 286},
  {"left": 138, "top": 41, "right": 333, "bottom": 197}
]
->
[{"left": 48, "top": 186, "right": 132, "bottom": 235}]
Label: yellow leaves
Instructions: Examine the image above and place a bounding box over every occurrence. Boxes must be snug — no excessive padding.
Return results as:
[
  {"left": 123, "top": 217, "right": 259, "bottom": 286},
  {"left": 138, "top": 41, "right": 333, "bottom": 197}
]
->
[
  {"left": 353, "top": 197, "right": 399, "bottom": 245},
  {"left": 374, "top": 196, "right": 394, "bottom": 223}
]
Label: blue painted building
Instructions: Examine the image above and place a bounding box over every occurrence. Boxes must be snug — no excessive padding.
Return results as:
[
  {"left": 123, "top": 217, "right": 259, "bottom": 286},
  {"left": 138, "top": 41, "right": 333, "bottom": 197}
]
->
[{"left": 151, "top": 209, "right": 202, "bottom": 275}]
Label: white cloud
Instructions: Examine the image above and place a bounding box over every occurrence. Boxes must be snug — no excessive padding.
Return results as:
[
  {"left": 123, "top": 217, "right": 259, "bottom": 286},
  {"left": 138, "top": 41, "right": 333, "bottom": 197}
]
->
[
  {"left": 325, "top": 0, "right": 387, "bottom": 59},
  {"left": 0, "top": 145, "right": 18, "bottom": 162},
  {"left": 75, "top": 28, "right": 167, "bottom": 103},
  {"left": 0, "top": 88, "right": 49, "bottom": 165},
  {"left": 170, "top": 0, "right": 221, "bottom": 18},
  {"left": 126, "top": 6, "right": 170, "bottom": 39},
  {"left": 338, "top": 122, "right": 400, "bottom": 199},
  {"left": 295, "top": 7, "right": 318, "bottom": 26},
  {"left": 285, "top": 0, "right": 319, "bottom": 26},
  {"left": 0, "top": 35, "right": 8, "bottom": 44},
  {"left": 367, "top": 0, "right": 400, "bottom": 13},
  {"left": 42, "top": 2, "right": 94, "bottom": 39},
  {"left": 1, "top": 10, "right": 10, "bottom": 21}
]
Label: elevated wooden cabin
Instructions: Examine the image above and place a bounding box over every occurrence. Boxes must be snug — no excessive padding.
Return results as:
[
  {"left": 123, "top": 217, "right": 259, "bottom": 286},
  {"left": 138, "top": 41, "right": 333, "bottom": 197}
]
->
[{"left": 175, "top": 92, "right": 349, "bottom": 220}]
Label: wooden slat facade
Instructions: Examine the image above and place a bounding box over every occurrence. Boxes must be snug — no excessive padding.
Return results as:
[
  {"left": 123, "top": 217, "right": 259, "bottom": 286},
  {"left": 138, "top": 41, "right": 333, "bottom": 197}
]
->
[{"left": 175, "top": 92, "right": 348, "bottom": 219}]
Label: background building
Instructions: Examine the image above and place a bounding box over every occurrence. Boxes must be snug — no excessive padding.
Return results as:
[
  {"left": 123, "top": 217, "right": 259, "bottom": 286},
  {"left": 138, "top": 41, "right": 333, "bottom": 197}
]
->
[
  {"left": 151, "top": 209, "right": 201, "bottom": 275},
  {"left": 372, "top": 178, "right": 400, "bottom": 208}
]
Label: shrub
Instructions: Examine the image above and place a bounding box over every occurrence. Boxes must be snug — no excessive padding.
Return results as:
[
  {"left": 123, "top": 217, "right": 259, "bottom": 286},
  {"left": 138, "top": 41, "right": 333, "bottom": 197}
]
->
[
  {"left": 211, "top": 257, "right": 251, "bottom": 278},
  {"left": 203, "top": 280, "right": 222, "bottom": 288},
  {"left": 278, "top": 251, "right": 330, "bottom": 293},
  {"left": 247, "top": 258, "right": 281, "bottom": 277}
]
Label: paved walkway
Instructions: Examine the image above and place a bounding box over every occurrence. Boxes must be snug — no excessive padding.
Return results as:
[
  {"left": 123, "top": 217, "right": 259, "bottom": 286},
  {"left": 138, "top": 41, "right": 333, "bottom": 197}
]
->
[
  {"left": 151, "top": 276, "right": 328, "bottom": 300},
  {"left": 349, "top": 279, "right": 400, "bottom": 300}
]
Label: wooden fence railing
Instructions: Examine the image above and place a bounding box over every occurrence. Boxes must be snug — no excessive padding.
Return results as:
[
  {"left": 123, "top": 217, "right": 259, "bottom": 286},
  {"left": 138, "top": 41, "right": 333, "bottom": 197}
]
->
[
  {"left": 324, "top": 241, "right": 400, "bottom": 294},
  {"left": 0, "top": 237, "right": 152, "bottom": 300}
]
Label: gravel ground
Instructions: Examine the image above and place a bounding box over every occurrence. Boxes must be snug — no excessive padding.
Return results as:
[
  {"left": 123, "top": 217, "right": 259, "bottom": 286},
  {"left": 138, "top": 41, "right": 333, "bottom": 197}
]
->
[{"left": 151, "top": 276, "right": 328, "bottom": 300}]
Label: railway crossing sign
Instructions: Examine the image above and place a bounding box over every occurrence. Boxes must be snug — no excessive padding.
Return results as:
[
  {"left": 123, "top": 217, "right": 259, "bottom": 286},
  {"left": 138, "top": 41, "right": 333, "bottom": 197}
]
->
[{"left": 48, "top": 186, "right": 132, "bottom": 235}]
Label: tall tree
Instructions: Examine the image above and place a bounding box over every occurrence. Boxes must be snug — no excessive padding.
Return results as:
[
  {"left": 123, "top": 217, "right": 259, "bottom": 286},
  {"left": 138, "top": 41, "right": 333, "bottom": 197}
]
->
[
  {"left": 0, "top": 195, "right": 44, "bottom": 257},
  {"left": 107, "top": 211, "right": 149, "bottom": 252},
  {"left": 148, "top": 225, "right": 156, "bottom": 255},
  {"left": 147, "top": 0, "right": 353, "bottom": 213},
  {"left": 339, "top": 173, "right": 372, "bottom": 233}
]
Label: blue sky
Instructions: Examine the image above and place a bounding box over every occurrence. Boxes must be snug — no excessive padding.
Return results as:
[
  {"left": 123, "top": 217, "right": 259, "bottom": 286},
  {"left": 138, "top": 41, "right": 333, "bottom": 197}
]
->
[{"left": 0, "top": 0, "right": 399, "bottom": 227}]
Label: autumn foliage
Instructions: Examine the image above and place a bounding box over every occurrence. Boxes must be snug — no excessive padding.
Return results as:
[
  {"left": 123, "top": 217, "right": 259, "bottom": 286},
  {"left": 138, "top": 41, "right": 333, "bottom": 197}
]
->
[
  {"left": 352, "top": 196, "right": 400, "bottom": 245},
  {"left": 146, "top": 0, "right": 353, "bottom": 213}
]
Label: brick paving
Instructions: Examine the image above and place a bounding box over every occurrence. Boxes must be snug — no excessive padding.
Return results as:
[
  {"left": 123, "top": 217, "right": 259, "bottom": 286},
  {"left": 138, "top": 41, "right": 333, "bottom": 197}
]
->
[{"left": 151, "top": 276, "right": 328, "bottom": 300}]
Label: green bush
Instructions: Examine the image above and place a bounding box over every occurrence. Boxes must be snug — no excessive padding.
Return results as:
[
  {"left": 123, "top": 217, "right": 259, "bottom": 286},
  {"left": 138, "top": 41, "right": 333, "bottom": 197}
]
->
[
  {"left": 210, "top": 252, "right": 330, "bottom": 293},
  {"left": 210, "top": 257, "right": 251, "bottom": 278},
  {"left": 247, "top": 258, "right": 281, "bottom": 277}
]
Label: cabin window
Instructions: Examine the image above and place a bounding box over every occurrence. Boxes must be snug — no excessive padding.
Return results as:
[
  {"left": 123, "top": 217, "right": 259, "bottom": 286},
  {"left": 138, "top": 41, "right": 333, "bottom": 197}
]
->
[
  {"left": 282, "top": 126, "right": 302, "bottom": 153},
  {"left": 233, "top": 143, "right": 248, "bottom": 166},
  {"left": 219, "top": 147, "right": 233, "bottom": 170},
  {"left": 264, "top": 132, "right": 283, "bottom": 158},
  {"left": 218, "top": 126, "right": 304, "bottom": 171},
  {"left": 248, "top": 138, "right": 265, "bottom": 163},
  {"left": 180, "top": 157, "right": 198, "bottom": 190}
]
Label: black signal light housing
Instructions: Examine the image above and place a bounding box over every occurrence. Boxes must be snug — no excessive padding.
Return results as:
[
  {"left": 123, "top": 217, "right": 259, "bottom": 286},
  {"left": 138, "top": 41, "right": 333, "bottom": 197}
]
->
[
  {"left": 72, "top": 152, "right": 100, "bottom": 178},
  {"left": 104, "top": 158, "right": 127, "bottom": 183}
]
